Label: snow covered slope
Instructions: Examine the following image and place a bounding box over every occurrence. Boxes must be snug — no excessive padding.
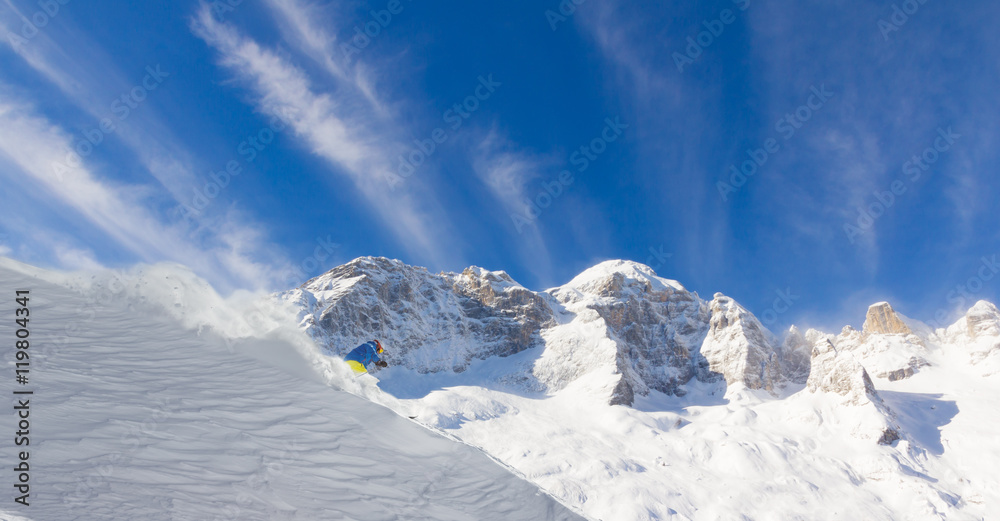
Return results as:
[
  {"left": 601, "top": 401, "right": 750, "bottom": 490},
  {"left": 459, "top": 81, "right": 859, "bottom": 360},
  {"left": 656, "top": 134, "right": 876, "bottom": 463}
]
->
[
  {"left": 292, "top": 256, "right": 999, "bottom": 521},
  {"left": 0, "top": 258, "right": 585, "bottom": 521}
]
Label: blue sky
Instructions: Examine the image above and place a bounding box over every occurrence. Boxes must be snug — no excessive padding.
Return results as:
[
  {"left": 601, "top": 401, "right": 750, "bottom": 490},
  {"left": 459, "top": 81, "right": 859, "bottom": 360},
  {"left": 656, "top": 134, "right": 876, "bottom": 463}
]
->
[{"left": 1, "top": 0, "right": 998, "bottom": 332}]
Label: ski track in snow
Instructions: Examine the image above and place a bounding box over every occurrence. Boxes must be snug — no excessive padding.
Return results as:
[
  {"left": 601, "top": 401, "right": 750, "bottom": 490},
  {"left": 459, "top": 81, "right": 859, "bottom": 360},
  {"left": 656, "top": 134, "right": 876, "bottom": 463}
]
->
[{"left": 0, "top": 260, "right": 586, "bottom": 521}]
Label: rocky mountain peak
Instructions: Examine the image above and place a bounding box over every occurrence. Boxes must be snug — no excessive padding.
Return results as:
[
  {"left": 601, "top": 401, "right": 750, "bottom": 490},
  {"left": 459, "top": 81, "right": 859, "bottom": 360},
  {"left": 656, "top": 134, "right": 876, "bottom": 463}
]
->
[
  {"left": 305, "top": 256, "right": 399, "bottom": 286},
  {"left": 289, "top": 256, "right": 554, "bottom": 374},
  {"left": 458, "top": 266, "right": 516, "bottom": 285},
  {"left": 843, "top": 302, "right": 931, "bottom": 381},
  {"left": 561, "top": 260, "right": 685, "bottom": 299},
  {"left": 700, "top": 294, "right": 782, "bottom": 394},
  {"left": 964, "top": 300, "right": 1000, "bottom": 340},
  {"left": 548, "top": 262, "right": 709, "bottom": 405},
  {"left": 779, "top": 326, "right": 812, "bottom": 384},
  {"left": 805, "top": 339, "right": 901, "bottom": 444},
  {"left": 289, "top": 257, "right": 996, "bottom": 420},
  {"left": 806, "top": 340, "right": 872, "bottom": 402},
  {"left": 862, "top": 302, "right": 911, "bottom": 336}
]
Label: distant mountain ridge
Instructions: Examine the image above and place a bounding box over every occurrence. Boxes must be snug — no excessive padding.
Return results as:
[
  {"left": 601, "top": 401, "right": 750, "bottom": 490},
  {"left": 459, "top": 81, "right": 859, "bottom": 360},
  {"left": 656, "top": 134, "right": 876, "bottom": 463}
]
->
[{"left": 282, "top": 256, "right": 1000, "bottom": 429}]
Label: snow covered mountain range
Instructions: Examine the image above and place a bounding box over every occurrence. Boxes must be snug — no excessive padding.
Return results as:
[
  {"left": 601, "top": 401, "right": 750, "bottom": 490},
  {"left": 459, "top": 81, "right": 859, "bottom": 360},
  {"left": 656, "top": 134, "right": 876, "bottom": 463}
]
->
[
  {"left": 285, "top": 256, "right": 998, "bottom": 410},
  {"left": 284, "top": 256, "right": 1000, "bottom": 520},
  {"left": 3, "top": 255, "right": 997, "bottom": 520}
]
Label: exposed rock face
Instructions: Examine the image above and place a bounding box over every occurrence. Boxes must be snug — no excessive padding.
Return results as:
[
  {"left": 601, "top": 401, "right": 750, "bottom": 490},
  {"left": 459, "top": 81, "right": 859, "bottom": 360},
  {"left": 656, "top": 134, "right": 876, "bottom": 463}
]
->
[
  {"left": 807, "top": 340, "right": 878, "bottom": 405},
  {"left": 609, "top": 377, "right": 636, "bottom": 407},
  {"left": 841, "top": 302, "right": 930, "bottom": 381},
  {"left": 700, "top": 294, "right": 782, "bottom": 394},
  {"left": 779, "top": 326, "right": 813, "bottom": 384},
  {"left": 451, "top": 267, "right": 555, "bottom": 357},
  {"left": 880, "top": 359, "right": 928, "bottom": 381},
  {"left": 286, "top": 257, "right": 554, "bottom": 373},
  {"left": 805, "top": 340, "right": 901, "bottom": 444},
  {"left": 863, "top": 302, "right": 912, "bottom": 336},
  {"left": 288, "top": 256, "right": 998, "bottom": 416},
  {"left": 964, "top": 301, "right": 1000, "bottom": 341},
  {"left": 941, "top": 300, "right": 1000, "bottom": 372},
  {"left": 548, "top": 261, "right": 712, "bottom": 403},
  {"left": 294, "top": 258, "right": 790, "bottom": 405}
]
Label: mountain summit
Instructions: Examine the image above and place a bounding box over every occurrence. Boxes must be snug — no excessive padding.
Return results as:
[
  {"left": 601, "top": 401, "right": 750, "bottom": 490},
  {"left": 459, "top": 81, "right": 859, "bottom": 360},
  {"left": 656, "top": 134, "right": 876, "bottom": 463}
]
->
[{"left": 286, "top": 256, "right": 996, "bottom": 406}]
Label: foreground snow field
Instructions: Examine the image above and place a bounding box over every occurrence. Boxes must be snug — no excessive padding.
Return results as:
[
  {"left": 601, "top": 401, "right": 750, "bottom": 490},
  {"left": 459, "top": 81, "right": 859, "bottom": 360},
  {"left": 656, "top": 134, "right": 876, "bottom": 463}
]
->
[
  {"left": 0, "top": 258, "right": 586, "bottom": 521},
  {"left": 388, "top": 356, "right": 996, "bottom": 521}
]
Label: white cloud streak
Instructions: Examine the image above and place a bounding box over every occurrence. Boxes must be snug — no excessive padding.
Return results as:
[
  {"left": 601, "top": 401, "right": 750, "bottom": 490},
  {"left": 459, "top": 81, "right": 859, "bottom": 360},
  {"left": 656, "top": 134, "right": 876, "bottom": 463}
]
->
[
  {"left": 471, "top": 132, "right": 556, "bottom": 284},
  {"left": 0, "top": 2, "right": 204, "bottom": 204},
  {"left": 0, "top": 97, "right": 285, "bottom": 290},
  {"left": 191, "top": 4, "right": 451, "bottom": 267},
  {"left": 265, "top": 0, "right": 391, "bottom": 117},
  {"left": 0, "top": 2, "right": 300, "bottom": 291}
]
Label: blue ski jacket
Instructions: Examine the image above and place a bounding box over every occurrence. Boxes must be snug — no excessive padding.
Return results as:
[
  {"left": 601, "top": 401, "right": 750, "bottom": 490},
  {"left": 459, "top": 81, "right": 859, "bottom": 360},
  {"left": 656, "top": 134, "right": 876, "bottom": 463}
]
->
[{"left": 344, "top": 341, "right": 382, "bottom": 370}]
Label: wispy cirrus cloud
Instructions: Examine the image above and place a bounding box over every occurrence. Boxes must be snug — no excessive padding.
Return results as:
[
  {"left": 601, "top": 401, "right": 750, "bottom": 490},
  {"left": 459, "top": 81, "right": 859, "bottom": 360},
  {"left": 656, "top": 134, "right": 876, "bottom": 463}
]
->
[
  {"left": 0, "top": 96, "right": 287, "bottom": 289},
  {"left": 574, "top": 2, "right": 728, "bottom": 280},
  {"left": 265, "top": 0, "right": 388, "bottom": 116},
  {"left": 470, "top": 131, "right": 557, "bottom": 284},
  {"left": 0, "top": 1, "right": 297, "bottom": 290},
  {"left": 473, "top": 131, "right": 545, "bottom": 220},
  {"left": 191, "top": 4, "right": 456, "bottom": 268},
  {"left": 741, "top": 0, "right": 998, "bottom": 277},
  {"left": 0, "top": 1, "right": 203, "bottom": 204}
]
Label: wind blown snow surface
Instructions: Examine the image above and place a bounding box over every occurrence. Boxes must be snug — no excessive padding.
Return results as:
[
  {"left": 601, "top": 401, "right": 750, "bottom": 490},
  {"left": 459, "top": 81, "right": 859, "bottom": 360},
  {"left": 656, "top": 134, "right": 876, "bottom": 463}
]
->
[{"left": 0, "top": 258, "right": 586, "bottom": 521}]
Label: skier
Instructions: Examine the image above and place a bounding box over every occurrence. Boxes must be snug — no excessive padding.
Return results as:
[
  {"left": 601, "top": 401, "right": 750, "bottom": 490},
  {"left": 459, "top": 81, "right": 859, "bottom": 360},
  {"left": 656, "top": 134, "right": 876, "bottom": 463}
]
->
[{"left": 344, "top": 339, "right": 388, "bottom": 374}]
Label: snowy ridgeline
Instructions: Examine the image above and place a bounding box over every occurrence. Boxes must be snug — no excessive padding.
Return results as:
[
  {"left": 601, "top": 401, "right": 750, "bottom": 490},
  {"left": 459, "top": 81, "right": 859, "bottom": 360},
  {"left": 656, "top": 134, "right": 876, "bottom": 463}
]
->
[
  {"left": 1, "top": 255, "right": 998, "bottom": 521},
  {"left": 0, "top": 258, "right": 586, "bottom": 521},
  {"left": 285, "top": 256, "right": 1000, "bottom": 521}
]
